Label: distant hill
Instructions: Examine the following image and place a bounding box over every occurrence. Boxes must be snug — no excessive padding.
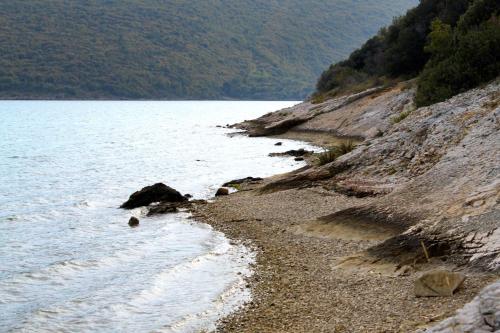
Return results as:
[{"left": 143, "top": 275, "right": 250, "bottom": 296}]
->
[{"left": 0, "top": 0, "right": 417, "bottom": 100}]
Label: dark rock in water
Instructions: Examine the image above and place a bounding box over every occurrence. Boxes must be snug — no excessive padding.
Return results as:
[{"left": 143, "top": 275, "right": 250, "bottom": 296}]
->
[
  {"left": 222, "top": 177, "right": 263, "bottom": 187},
  {"left": 215, "top": 188, "right": 229, "bottom": 196},
  {"left": 184, "top": 193, "right": 193, "bottom": 199},
  {"left": 147, "top": 203, "right": 179, "bottom": 216},
  {"left": 269, "top": 148, "right": 313, "bottom": 157},
  {"left": 275, "top": 142, "right": 283, "bottom": 146},
  {"left": 120, "top": 183, "right": 187, "bottom": 209},
  {"left": 128, "top": 216, "right": 140, "bottom": 227},
  {"left": 294, "top": 157, "right": 304, "bottom": 161},
  {"left": 147, "top": 199, "right": 208, "bottom": 216}
]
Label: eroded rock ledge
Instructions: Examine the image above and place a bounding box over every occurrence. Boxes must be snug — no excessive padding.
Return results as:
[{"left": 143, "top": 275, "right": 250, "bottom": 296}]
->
[{"left": 235, "top": 79, "right": 500, "bottom": 272}]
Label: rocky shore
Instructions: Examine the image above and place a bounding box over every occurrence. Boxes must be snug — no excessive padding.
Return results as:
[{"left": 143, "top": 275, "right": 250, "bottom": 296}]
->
[{"left": 193, "top": 80, "right": 499, "bottom": 332}]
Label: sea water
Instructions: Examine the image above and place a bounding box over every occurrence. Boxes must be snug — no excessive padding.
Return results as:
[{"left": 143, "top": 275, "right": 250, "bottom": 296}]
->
[{"left": 0, "top": 101, "right": 315, "bottom": 332}]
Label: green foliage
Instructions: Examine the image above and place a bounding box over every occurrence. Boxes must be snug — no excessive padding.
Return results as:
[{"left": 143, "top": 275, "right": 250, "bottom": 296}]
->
[
  {"left": 391, "top": 109, "right": 412, "bottom": 124},
  {"left": 416, "top": 0, "right": 500, "bottom": 106},
  {"left": 316, "top": 0, "right": 470, "bottom": 96},
  {"left": 317, "top": 150, "right": 338, "bottom": 166},
  {"left": 0, "top": 0, "right": 417, "bottom": 100},
  {"left": 316, "top": 0, "right": 499, "bottom": 108},
  {"left": 226, "top": 183, "right": 242, "bottom": 191},
  {"left": 316, "top": 141, "right": 357, "bottom": 165}
]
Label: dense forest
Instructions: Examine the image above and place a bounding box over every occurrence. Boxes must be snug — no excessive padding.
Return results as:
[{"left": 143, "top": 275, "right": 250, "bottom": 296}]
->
[
  {"left": 0, "top": 0, "right": 417, "bottom": 100},
  {"left": 315, "top": 0, "right": 500, "bottom": 106}
]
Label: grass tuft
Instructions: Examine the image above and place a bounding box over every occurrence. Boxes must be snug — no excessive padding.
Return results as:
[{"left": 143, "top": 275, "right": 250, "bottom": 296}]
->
[
  {"left": 316, "top": 140, "right": 357, "bottom": 166},
  {"left": 391, "top": 110, "right": 410, "bottom": 124}
]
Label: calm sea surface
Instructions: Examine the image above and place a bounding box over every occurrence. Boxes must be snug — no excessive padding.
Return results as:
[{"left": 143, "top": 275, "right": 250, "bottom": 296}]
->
[{"left": 0, "top": 101, "right": 317, "bottom": 332}]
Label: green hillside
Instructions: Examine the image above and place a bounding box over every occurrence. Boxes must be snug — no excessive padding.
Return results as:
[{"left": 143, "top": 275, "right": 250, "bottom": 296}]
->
[
  {"left": 0, "top": 0, "right": 417, "bottom": 100},
  {"left": 315, "top": 0, "right": 500, "bottom": 106}
]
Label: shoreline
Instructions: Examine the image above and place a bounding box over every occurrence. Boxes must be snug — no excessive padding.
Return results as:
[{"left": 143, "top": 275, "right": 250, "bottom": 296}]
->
[
  {"left": 190, "top": 79, "right": 500, "bottom": 332},
  {"left": 192, "top": 167, "right": 496, "bottom": 332}
]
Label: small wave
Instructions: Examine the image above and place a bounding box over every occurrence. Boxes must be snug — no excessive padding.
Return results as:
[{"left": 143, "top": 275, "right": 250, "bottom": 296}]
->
[
  {"left": 161, "top": 245, "right": 255, "bottom": 333},
  {"left": 129, "top": 248, "right": 233, "bottom": 306}
]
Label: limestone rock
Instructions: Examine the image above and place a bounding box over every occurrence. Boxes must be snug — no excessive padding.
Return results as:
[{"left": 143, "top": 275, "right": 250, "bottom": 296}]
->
[
  {"left": 415, "top": 281, "right": 500, "bottom": 332},
  {"left": 414, "top": 269, "right": 466, "bottom": 297}
]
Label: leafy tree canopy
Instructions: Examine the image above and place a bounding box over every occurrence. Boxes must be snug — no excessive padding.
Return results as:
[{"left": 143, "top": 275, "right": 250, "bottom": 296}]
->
[{"left": 315, "top": 0, "right": 500, "bottom": 107}]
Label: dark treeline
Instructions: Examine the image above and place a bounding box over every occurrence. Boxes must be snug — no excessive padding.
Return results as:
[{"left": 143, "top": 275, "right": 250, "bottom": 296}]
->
[{"left": 316, "top": 0, "right": 500, "bottom": 106}]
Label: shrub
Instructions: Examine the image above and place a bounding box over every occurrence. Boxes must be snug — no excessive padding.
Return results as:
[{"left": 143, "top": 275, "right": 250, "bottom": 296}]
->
[
  {"left": 317, "top": 149, "right": 338, "bottom": 166},
  {"left": 336, "top": 140, "right": 357, "bottom": 155},
  {"left": 315, "top": 0, "right": 471, "bottom": 98},
  {"left": 316, "top": 141, "right": 357, "bottom": 165}
]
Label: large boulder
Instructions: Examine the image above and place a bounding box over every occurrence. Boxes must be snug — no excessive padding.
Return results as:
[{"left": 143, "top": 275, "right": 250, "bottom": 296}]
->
[
  {"left": 414, "top": 269, "right": 466, "bottom": 297},
  {"left": 120, "top": 183, "right": 187, "bottom": 209}
]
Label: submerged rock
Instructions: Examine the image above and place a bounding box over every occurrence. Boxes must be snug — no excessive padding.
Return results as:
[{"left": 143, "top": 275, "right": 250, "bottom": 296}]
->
[
  {"left": 147, "top": 199, "right": 207, "bottom": 216},
  {"left": 269, "top": 148, "right": 313, "bottom": 157},
  {"left": 215, "top": 188, "right": 229, "bottom": 196},
  {"left": 414, "top": 269, "right": 466, "bottom": 297},
  {"left": 275, "top": 142, "right": 283, "bottom": 146},
  {"left": 120, "top": 183, "right": 187, "bottom": 209},
  {"left": 128, "top": 216, "right": 140, "bottom": 227},
  {"left": 147, "top": 203, "right": 179, "bottom": 216},
  {"left": 222, "top": 177, "right": 263, "bottom": 187}
]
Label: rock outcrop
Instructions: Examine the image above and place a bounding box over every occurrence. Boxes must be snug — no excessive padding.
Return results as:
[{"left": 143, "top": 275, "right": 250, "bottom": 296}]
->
[
  {"left": 121, "top": 183, "right": 187, "bottom": 209},
  {"left": 237, "top": 79, "right": 500, "bottom": 272},
  {"left": 235, "top": 84, "right": 411, "bottom": 139}
]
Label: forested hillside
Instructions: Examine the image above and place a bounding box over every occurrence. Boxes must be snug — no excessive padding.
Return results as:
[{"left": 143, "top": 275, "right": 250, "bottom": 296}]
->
[
  {"left": 0, "top": 0, "right": 417, "bottom": 100},
  {"left": 315, "top": 0, "right": 500, "bottom": 106}
]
